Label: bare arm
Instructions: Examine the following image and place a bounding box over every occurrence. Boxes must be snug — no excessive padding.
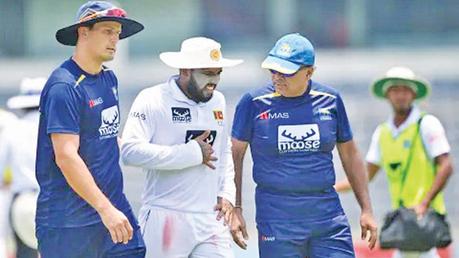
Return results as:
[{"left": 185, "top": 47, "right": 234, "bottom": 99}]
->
[
  {"left": 335, "top": 162, "right": 380, "bottom": 192},
  {"left": 215, "top": 134, "right": 236, "bottom": 224},
  {"left": 415, "top": 153, "right": 453, "bottom": 216},
  {"left": 337, "top": 140, "right": 377, "bottom": 249},
  {"left": 230, "top": 137, "right": 249, "bottom": 249},
  {"left": 232, "top": 138, "right": 248, "bottom": 207},
  {"left": 51, "top": 133, "right": 133, "bottom": 244}
]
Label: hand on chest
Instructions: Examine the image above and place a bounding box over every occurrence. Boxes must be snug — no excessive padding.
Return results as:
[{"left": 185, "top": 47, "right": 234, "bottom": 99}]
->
[{"left": 156, "top": 105, "right": 225, "bottom": 146}]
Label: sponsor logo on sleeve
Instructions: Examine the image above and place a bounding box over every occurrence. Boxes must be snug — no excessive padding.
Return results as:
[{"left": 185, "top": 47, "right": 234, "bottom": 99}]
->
[
  {"left": 213, "top": 110, "right": 224, "bottom": 125},
  {"left": 313, "top": 106, "right": 334, "bottom": 121},
  {"left": 278, "top": 124, "right": 320, "bottom": 153},
  {"left": 185, "top": 130, "right": 217, "bottom": 146},
  {"left": 172, "top": 107, "right": 191, "bottom": 123},
  {"left": 111, "top": 87, "right": 119, "bottom": 101},
  {"left": 130, "top": 111, "right": 146, "bottom": 121},
  {"left": 99, "top": 105, "right": 120, "bottom": 139}
]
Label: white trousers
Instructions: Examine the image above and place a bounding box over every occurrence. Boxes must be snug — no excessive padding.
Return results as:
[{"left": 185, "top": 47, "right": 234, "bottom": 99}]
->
[
  {"left": 0, "top": 189, "right": 11, "bottom": 258},
  {"left": 139, "top": 206, "right": 234, "bottom": 258},
  {"left": 393, "top": 248, "right": 440, "bottom": 258}
]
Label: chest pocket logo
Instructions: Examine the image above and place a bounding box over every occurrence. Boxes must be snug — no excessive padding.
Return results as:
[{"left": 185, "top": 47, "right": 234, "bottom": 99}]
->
[
  {"left": 185, "top": 130, "right": 217, "bottom": 146},
  {"left": 172, "top": 107, "right": 191, "bottom": 123},
  {"left": 278, "top": 124, "right": 320, "bottom": 153},
  {"left": 99, "top": 105, "right": 119, "bottom": 139}
]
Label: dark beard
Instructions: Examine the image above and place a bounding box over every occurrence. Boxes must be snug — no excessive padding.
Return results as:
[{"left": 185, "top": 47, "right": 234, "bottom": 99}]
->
[{"left": 187, "top": 76, "right": 212, "bottom": 103}]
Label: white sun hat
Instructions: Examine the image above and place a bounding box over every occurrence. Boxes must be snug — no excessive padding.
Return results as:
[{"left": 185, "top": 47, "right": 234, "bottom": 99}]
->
[
  {"left": 7, "top": 77, "right": 47, "bottom": 109},
  {"left": 371, "top": 66, "right": 430, "bottom": 100},
  {"left": 11, "top": 191, "right": 38, "bottom": 249},
  {"left": 159, "top": 37, "right": 243, "bottom": 69}
]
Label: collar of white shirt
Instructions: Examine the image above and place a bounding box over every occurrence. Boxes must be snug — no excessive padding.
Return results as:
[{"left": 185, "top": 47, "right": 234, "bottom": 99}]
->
[{"left": 386, "top": 105, "right": 422, "bottom": 138}]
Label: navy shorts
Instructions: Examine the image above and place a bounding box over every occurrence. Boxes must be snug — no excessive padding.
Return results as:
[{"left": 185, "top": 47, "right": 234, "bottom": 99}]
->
[
  {"left": 257, "top": 213, "right": 355, "bottom": 258},
  {"left": 37, "top": 212, "right": 146, "bottom": 258}
]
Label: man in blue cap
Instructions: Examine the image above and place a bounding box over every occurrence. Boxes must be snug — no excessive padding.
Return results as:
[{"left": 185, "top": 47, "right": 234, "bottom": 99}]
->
[
  {"left": 230, "top": 33, "right": 378, "bottom": 257},
  {"left": 35, "top": 1, "right": 145, "bottom": 257}
]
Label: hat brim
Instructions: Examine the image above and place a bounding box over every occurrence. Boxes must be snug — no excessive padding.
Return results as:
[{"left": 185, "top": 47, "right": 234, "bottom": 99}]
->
[
  {"left": 159, "top": 52, "right": 243, "bottom": 69},
  {"left": 56, "top": 17, "right": 144, "bottom": 46},
  {"left": 261, "top": 55, "right": 301, "bottom": 74},
  {"left": 7, "top": 95, "right": 40, "bottom": 109},
  {"left": 372, "top": 77, "right": 430, "bottom": 100}
]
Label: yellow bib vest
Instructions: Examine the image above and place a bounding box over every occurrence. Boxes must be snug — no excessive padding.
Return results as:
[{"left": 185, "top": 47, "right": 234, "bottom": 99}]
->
[{"left": 379, "top": 116, "right": 446, "bottom": 214}]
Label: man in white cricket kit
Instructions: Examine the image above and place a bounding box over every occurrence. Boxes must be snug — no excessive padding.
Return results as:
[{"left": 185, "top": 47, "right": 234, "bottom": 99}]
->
[
  {"left": 0, "top": 77, "right": 46, "bottom": 258},
  {"left": 121, "top": 37, "right": 243, "bottom": 258}
]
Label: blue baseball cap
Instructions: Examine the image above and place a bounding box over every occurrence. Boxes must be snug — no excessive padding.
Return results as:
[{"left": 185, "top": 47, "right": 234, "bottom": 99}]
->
[
  {"left": 261, "top": 33, "right": 315, "bottom": 74},
  {"left": 56, "top": 1, "right": 144, "bottom": 46}
]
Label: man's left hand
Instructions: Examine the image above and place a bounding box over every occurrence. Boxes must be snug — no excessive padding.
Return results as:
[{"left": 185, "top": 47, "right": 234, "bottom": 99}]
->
[
  {"left": 214, "top": 197, "right": 233, "bottom": 225},
  {"left": 413, "top": 202, "right": 429, "bottom": 220},
  {"left": 360, "top": 211, "right": 378, "bottom": 249}
]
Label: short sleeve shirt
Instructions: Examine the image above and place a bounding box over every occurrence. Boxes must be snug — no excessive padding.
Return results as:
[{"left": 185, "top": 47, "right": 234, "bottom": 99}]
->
[
  {"left": 36, "top": 58, "right": 131, "bottom": 227},
  {"left": 232, "top": 81, "right": 353, "bottom": 222}
]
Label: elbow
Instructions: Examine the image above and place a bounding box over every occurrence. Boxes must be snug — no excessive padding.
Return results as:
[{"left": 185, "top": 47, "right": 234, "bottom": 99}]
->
[
  {"left": 120, "top": 143, "right": 136, "bottom": 167},
  {"left": 54, "top": 153, "right": 74, "bottom": 172},
  {"left": 445, "top": 162, "right": 453, "bottom": 178},
  {"left": 441, "top": 156, "right": 454, "bottom": 178}
]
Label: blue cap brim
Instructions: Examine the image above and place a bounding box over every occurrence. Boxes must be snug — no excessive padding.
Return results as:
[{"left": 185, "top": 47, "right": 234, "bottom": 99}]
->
[
  {"left": 261, "top": 55, "right": 301, "bottom": 74},
  {"left": 56, "top": 17, "right": 144, "bottom": 46}
]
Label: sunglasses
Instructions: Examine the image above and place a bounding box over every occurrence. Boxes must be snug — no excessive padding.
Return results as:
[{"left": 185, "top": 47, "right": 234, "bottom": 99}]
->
[
  {"left": 269, "top": 66, "right": 309, "bottom": 78},
  {"left": 269, "top": 69, "right": 297, "bottom": 78},
  {"left": 79, "top": 7, "right": 127, "bottom": 23}
]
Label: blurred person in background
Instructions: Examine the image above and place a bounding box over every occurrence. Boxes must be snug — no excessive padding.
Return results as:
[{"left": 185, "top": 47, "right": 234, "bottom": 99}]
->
[
  {"left": 0, "top": 109, "right": 17, "bottom": 258},
  {"left": 121, "top": 37, "right": 242, "bottom": 258},
  {"left": 230, "top": 33, "right": 377, "bottom": 258},
  {"left": 0, "top": 77, "right": 46, "bottom": 258},
  {"left": 335, "top": 66, "right": 453, "bottom": 258},
  {"left": 35, "top": 1, "right": 145, "bottom": 257}
]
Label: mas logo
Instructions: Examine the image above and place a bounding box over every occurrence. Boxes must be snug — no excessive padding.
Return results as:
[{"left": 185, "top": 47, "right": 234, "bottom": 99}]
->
[
  {"left": 99, "top": 105, "right": 119, "bottom": 139},
  {"left": 88, "top": 97, "right": 103, "bottom": 108},
  {"left": 172, "top": 107, "right": 191, "bottom": 123},
  {"left": 260, "top": 235, "right": 276, "bottom": 242},
  {"left": 278, "top": 124, "right": 320, "bottom": 153},
  {"left": 257, "top": 110, "right": 289, "bottom": 120}
]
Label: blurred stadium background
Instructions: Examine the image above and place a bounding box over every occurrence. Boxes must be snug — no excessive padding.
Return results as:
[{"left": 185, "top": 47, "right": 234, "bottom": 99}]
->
[{"left": 1, "top": 0, "right": 458, "bottom": 257}]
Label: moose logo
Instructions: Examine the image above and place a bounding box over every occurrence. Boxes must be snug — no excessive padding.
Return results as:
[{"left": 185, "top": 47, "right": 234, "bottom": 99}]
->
[
  {"left": 172, "top": 107, "right": 191, "bottom": 123},
  {"left": 99, "top": 105, "right": 120, "bottom": 139},
  {"left": 185, "top": 130, "right": 217, "bottom": 146},
  {"left": 278, "top": 124, "right": 320, "bottom": 153}
]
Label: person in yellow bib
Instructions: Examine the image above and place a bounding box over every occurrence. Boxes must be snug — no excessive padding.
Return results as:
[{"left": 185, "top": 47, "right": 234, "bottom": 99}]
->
[{"left": 335, "top": 66, "right": 453, "bottom": 258}]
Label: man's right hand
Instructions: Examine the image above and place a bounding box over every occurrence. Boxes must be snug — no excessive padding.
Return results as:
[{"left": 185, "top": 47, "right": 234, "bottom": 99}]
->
[
  {"left": 230, "top": 207, "right": 249, "bottom": 250},
  {"left": 195, "top": 130, "right": 218, "bottom": 169},
  {"left": 98, "top": 205, "right": 133, "bottom": 244}
]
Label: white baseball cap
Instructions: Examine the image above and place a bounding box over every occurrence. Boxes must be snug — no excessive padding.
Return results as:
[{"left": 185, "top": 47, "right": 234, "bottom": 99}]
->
[
  {"left": 159, "top": 37, "right": 243, "bottom": 69},
  {"left": 7, "top": 77, "right": 47, "bottom": 109}
]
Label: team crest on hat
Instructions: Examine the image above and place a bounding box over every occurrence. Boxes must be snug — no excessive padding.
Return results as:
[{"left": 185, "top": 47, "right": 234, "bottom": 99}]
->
[
  {"left": 277, "top": 43, "right": 292, "bottom": 57},
  {"left": 210, "top": 49, "right": 221, "bottom": 61}
]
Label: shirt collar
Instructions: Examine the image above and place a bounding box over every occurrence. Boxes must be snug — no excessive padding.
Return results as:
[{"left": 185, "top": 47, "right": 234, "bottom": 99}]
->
[{"left": 386, "top": 105, "right": 421, "bottom": 137}]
